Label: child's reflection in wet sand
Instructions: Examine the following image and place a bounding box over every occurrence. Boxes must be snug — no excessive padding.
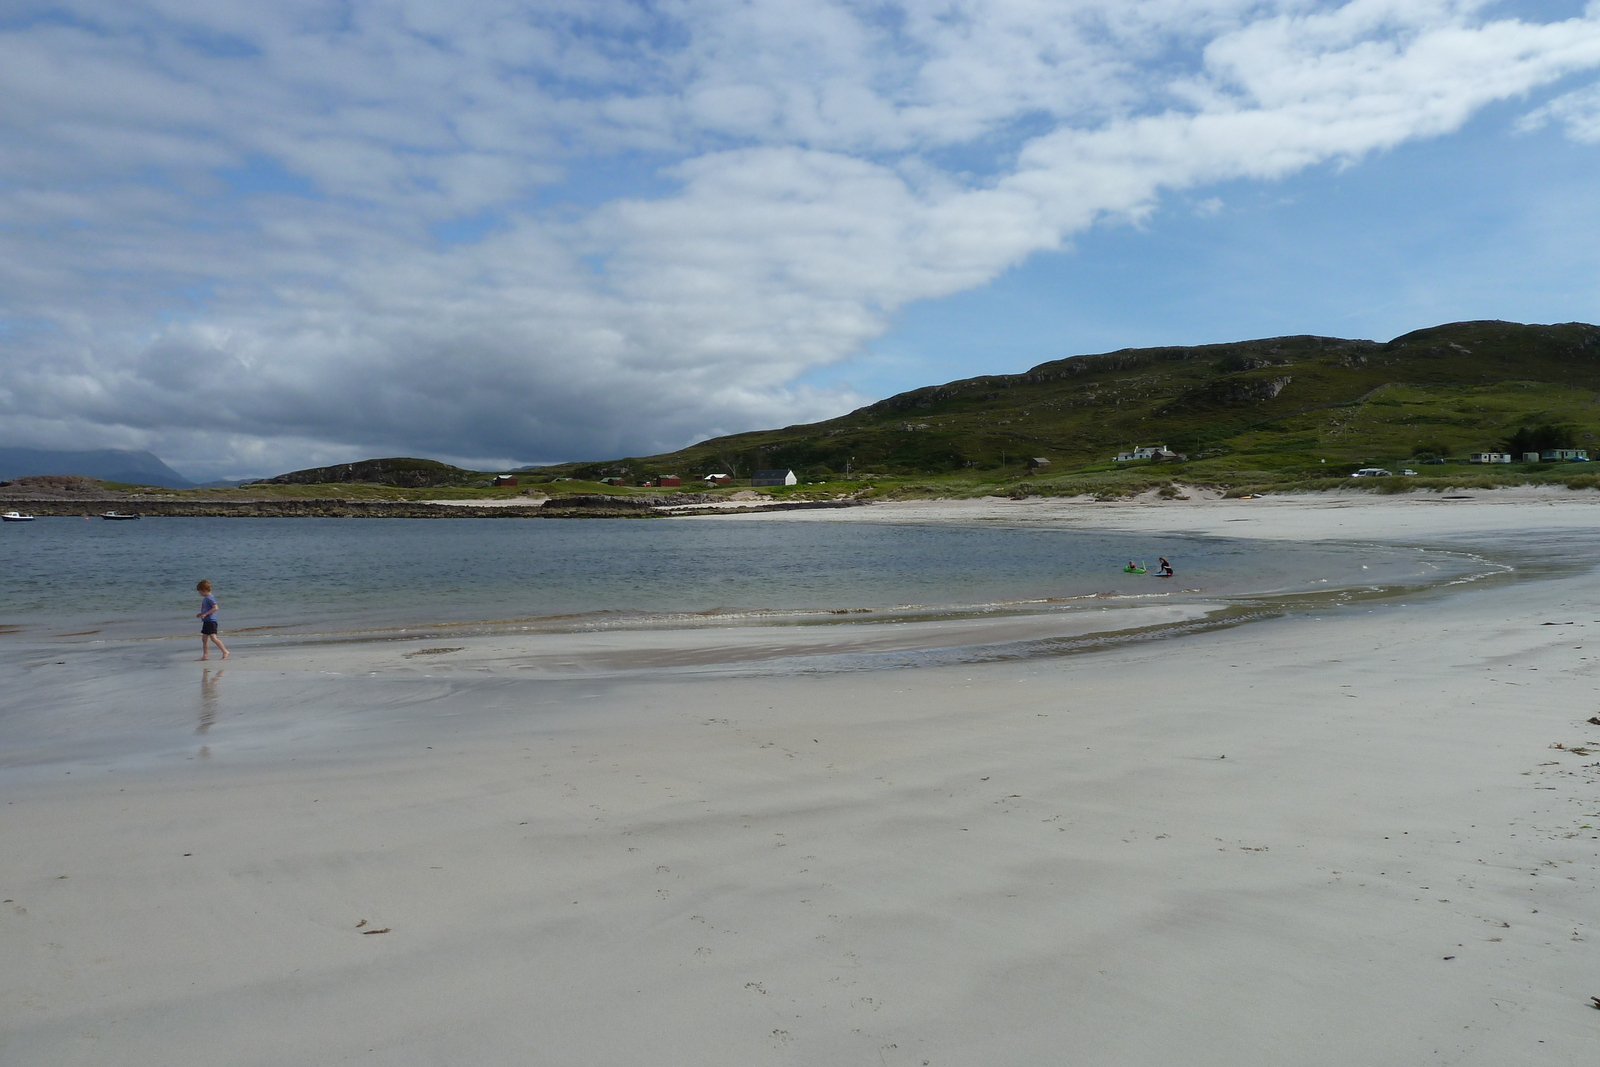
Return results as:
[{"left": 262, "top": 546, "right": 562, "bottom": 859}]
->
[{"left": 198, "top": 668, "right": 224, "bottom": 756}]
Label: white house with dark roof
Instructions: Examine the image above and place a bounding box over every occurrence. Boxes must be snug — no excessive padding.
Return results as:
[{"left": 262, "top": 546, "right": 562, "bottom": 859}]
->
[
  {"left": 750, "top": 469, "right": 798, "bottom": 486},
  {"left": 1115, "top": 444, "right": 1183, "bottom": 462}
]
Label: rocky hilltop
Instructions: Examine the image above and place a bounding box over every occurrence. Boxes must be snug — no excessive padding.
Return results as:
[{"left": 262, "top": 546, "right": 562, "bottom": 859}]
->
[{"left": 257, "top": 457, "right": 480, "bottom": 488}]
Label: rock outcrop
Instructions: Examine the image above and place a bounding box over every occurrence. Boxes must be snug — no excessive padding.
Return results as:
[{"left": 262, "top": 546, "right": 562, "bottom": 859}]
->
[{"left": 258, "top": 458, "right": 477, "bottom": 488}]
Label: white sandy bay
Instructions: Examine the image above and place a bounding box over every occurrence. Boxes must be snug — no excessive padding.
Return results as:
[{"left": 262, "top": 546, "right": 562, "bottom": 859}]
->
[
  {"left": 705, "top": 483, "right": 1600, "bottom": 542},
  {"left": 4, "top": 491, "right": 1600, "bottom": 1066}
]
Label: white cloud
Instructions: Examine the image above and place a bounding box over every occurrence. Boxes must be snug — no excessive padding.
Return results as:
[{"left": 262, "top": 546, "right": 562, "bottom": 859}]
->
[
  {"left": 2, "top": 1, "right": 1600, "bottom": 479},
  {"left": 1520, "top": 79, "right": 1600, "bottom": 141}
]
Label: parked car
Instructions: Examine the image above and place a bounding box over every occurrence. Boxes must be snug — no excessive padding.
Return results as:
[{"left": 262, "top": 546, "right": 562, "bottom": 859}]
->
[
  {"left": 1350, "top": 467, "right": 1393, "bottom": 477},
  {"left": 1400, "top": 468, "right": 1418, "bottom": 476}
]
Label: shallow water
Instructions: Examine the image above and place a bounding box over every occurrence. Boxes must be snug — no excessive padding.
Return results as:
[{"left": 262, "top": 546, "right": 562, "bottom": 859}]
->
[
  {"left": 0, "top": 515, "right": 1487, "bottom": 641},
  {"left": 0, "top": 515, "right": 1512, "bottom": 770}
]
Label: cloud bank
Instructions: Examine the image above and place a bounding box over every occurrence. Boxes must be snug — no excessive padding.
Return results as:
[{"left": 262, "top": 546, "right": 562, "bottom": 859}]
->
[{"left": 3, "top": 1, "right": 1600, "bottom": 477}]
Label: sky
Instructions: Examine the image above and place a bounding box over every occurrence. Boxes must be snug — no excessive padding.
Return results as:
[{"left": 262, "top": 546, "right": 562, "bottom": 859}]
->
[{"left": 4, "top": 1, "right": 1600, "bottom": 481}]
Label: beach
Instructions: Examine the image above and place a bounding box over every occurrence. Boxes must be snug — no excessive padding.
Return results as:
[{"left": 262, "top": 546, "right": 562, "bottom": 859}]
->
[{"left": 4, "top": 491, "right": 1600, "bottom": 1065}]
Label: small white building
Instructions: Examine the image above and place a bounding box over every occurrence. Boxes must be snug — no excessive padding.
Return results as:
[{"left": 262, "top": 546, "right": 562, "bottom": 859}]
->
[
  {"left": 1469, "top": 452, "right": 1512, "bottom": 464},
  {"left": 1115, "top": 445, "right": 1183, "bottom": 462},
  {"left": 750, "top": 469, "right": 798, "bottom": 486}
]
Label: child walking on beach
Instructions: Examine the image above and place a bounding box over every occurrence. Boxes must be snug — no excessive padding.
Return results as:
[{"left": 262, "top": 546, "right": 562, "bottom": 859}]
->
[{"left": 196, "top": 580, "right": 228, "bottom": 660}]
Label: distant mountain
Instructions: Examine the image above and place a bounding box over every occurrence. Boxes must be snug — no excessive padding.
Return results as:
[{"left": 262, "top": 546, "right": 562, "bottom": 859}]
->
[{"left": 0, "top": 447, "right": 192, "bottom": 488}]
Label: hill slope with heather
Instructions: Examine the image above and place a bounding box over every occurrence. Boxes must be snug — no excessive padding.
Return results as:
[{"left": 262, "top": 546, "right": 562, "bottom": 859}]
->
[{"left": 539, "top": 320, "right": 1600, "bottom": 486}]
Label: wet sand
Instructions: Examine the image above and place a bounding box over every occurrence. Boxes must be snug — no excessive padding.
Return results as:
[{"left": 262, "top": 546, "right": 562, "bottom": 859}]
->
[{"left": 4, "top": 490, "right": 1600, "bottom": 1065}]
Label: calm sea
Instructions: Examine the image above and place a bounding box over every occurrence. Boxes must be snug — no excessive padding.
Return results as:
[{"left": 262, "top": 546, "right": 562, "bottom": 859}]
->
[{"left": 0, "top": 516, "right": 1486, "bottom": 641}]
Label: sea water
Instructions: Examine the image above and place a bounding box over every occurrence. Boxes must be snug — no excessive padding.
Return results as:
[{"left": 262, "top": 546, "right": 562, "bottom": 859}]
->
[
  {"left": 0, "top": 515, "right": 1508, "bottom": 768},
  {"left": 0, "top": 515, "right": 1491, "bottom": 641}
]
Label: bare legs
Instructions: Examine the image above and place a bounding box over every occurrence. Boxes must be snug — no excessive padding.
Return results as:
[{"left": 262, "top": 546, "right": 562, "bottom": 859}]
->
[{"left": 200, "top": 633, "right": 229, "bottom": 660}]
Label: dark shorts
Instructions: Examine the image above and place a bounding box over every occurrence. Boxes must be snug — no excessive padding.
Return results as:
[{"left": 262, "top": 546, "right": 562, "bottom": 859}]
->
[{"left": 201, "top": 620, "right": 219, "bottom": 635}]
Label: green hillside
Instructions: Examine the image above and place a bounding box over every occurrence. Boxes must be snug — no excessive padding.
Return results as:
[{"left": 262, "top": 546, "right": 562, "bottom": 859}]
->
[
  {"left": 81, "top": 319, "right": 1600, "bottom": 504},
  {"left": 531, "top": 320, "right": 1600, "bottom": 490},
  {"left": 258, "top": 457, "right": 480, "bottom": 488}
]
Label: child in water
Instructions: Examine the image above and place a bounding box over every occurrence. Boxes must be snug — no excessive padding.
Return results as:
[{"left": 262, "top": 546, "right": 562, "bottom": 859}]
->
[
  {"left": 196, "top": 579, "right": 228, "bottom": 660},
  {"left": 1156, "top": 557, "right": 1174, "bottom": 577}
]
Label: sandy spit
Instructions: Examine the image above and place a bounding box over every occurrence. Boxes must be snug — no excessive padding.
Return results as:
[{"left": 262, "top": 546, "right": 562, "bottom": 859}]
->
[{"left": 4, "top": 491, "right": 1600, "bottom": 1066}]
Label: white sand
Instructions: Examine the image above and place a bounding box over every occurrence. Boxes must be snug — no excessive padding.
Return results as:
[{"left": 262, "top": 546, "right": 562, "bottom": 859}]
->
[
  {"left": 693, "top": 482, "right": 1600, "bottom": 541},
  {"left": 5, "top": 491, "right": 1600, "bottom": 1065}
]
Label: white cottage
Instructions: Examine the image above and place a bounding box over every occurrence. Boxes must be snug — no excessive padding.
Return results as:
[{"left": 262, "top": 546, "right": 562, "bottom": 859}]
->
[{"left": 1115, "top": 445, "right": 1182, "bottom": 462}]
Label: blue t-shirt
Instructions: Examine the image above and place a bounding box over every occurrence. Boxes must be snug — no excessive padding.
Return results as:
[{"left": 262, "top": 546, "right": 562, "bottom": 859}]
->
[{"left": 200, "top": 594, "right": 218, "bottom": 621}]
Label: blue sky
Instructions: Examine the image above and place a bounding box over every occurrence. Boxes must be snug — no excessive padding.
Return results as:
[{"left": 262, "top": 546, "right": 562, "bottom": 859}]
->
[
  {"left": 829, "top": 94, "right": 1600, "bottom": 398},
  {"left": 4, "top": 2, "right": 1600, "bottom": 480}
]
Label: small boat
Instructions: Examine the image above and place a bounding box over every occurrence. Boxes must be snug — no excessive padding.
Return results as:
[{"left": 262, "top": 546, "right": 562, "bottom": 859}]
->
[
  {"left": 2, "top": 511, "right": 35, "bottom": 522},
  {"left": 100, "top": 511, "right": 140, "bottom": 520}
]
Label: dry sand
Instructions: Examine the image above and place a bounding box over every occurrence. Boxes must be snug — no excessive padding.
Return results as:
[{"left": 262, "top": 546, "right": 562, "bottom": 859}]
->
[{"left": 5, "top": 491, "right": 1600, "bottom": 1065}]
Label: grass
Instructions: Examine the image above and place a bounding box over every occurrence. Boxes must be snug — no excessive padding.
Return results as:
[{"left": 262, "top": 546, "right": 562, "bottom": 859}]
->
[{"left": 508, "top": 321, "right": 1600, "bottom": 493}]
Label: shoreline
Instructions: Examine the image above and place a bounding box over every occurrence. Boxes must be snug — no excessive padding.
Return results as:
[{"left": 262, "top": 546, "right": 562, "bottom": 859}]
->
[
  {"left": 5, "top": 481, "right": 1600, "bottom": 519},
  {"left": 684, "top": 481, "right": 1600, "bottom": 535},
  {"left": 0, "top": 520, "right": 1498, "bottom": 673},
  {"left": 5, "top": 492, "right": 1600, "bottom": 1064},
  {"left": 0, "top": 494, "right": 866, "bottom": 518}
]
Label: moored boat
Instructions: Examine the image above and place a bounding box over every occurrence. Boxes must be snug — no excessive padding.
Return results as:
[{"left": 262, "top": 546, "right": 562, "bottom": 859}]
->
[
  {"left": 100, "top": 511, "right": 140, "bottom": 520},
  {"left": 2, "top": 511, "right": 36, "bottom": 522}
]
